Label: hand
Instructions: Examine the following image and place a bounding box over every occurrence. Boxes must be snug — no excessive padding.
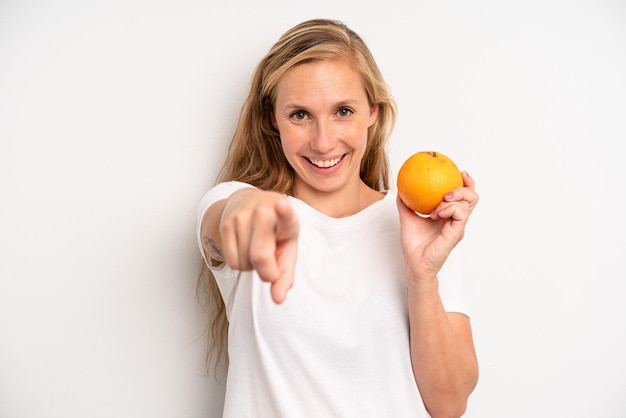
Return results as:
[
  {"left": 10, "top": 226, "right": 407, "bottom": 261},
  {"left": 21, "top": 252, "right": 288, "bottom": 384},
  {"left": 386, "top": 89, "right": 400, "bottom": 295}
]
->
[
  {"left": 219, "top": 189, "right": 299, "bottom": 303},
  {"left": 397, "top": 171, "right": 478, "bottom": 282}
]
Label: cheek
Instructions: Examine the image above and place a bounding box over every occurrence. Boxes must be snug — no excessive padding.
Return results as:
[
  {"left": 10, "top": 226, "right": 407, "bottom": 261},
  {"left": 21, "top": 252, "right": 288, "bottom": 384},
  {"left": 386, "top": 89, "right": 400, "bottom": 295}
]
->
[
  {"left": 278, "top": 132, "right": 301, "bottom": 166},
  {"left": 347, "top": 125, "right": 369, "bottom": 149},
  {"left": 278, "top": 125, "right": 304, "bottom": 152},
  {"left": 279, "top": 139, "right": 293, "bottom": 158}
]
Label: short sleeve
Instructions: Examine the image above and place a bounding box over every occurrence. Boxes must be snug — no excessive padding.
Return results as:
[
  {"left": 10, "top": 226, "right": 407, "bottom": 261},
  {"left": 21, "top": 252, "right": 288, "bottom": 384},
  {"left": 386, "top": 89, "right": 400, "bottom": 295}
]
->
[{"left": 437, "top": 241, "right": 471, "bottom": 317}]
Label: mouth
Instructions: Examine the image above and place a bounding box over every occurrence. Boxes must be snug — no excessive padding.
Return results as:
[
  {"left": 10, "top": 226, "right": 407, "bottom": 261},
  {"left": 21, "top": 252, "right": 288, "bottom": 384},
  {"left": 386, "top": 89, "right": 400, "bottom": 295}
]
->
[{"left": 306, "top": 154, "right": 346, "bottom": 168}]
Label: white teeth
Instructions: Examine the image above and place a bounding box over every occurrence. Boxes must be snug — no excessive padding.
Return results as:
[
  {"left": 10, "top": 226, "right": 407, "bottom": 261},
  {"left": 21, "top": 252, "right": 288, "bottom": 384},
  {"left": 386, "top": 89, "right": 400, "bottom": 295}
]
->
[{"left": 310, "top": 157, "right": 341, "bottom": 168}]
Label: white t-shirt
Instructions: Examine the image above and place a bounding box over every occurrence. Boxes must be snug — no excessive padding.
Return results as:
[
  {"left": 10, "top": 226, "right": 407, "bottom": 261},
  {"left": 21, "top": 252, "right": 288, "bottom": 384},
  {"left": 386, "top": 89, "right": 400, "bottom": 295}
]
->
[{"left": 197, "top": 181, "right": 469, "bottom": 418}]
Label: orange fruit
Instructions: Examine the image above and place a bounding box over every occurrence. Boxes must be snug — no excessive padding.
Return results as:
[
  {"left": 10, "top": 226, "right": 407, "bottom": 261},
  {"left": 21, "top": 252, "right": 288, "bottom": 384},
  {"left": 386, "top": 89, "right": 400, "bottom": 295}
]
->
[{"left": 397, "top": 151, "right": 463, "bottom": 215}]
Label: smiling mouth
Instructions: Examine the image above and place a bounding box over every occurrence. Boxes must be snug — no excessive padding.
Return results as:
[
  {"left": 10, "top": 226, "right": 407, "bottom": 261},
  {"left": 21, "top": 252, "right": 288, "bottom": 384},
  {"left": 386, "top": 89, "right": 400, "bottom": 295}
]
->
[{"left": 307, "top": 154, "right": 345, "bottom": 168}]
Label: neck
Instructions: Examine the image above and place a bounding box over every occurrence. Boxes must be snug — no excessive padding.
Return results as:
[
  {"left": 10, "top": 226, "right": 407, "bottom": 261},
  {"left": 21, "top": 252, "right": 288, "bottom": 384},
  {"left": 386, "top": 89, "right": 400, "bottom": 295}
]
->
[{"left": 292, "top": 180, "right": 384, "bottom": 218}]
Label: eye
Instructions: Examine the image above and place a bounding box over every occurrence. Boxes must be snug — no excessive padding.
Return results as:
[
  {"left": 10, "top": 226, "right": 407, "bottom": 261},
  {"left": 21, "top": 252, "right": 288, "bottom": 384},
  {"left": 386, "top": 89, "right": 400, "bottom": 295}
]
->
[
  {"left": 337, "top": 107, "right": 354, "bottom": 117},
  {"left": 290, "top": 110, "right": 308, "bottom": 120}
]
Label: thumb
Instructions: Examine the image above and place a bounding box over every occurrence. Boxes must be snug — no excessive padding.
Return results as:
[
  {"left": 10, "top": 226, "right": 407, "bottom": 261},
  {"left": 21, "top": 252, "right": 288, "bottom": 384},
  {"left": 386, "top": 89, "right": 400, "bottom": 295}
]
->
[
  {"left": 396, "top": 195, "right": 414, "bottom": 223},
  {"left": 270, "top": 276, "right": 294, "bottom": 304}
]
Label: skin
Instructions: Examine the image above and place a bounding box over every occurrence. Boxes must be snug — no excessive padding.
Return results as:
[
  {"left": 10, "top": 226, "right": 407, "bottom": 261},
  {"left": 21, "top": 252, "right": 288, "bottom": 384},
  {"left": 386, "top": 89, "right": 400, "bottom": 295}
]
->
[
  {"left": 272, "top": 59, "right": 381, "bottom": 217},
  {"left": 201, "top": 58, "right": 479, "bottom": 417}
]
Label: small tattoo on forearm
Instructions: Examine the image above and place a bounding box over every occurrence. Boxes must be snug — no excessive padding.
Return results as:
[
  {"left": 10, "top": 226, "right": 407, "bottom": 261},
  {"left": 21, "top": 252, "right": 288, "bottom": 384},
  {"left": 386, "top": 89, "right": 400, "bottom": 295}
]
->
[{"left": 203, "top": 235, "right": 224, "bottom": 262}]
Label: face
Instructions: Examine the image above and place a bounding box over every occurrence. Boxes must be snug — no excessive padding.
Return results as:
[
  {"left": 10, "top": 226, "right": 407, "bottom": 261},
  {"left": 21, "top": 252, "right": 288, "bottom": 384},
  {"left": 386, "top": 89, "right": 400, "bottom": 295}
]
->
[{"left": 271, "top": 59, "right": 378, "bottom": 200}]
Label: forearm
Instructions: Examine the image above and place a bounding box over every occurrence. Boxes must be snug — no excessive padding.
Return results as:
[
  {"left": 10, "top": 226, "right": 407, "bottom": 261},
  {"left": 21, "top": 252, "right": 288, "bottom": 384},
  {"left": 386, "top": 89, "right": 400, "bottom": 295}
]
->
[
  {"left": 200, "top": 187, "right": 265, "bottom": 265},
  {"left": 408, "top": 277, "right": 478, "bottom": 418},
  {"left": 201, "top": 198, "right": 227, "bottom": 266}
]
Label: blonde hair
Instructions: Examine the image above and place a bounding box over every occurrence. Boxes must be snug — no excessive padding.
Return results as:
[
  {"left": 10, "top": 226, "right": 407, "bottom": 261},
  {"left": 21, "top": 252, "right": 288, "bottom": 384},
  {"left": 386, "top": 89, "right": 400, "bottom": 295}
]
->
[{"left": 197, "top": 18, "right": 397, "bottom": 371}]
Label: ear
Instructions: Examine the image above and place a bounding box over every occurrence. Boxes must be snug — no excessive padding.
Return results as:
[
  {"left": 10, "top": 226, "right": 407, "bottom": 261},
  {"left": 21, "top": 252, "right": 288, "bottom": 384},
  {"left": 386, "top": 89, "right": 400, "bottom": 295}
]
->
[
  {"left": 270, "top": 111, "right": 278, "bottom": 130},
  {"left": 368, "top": 103, "right": 379, "bottom": 128}
]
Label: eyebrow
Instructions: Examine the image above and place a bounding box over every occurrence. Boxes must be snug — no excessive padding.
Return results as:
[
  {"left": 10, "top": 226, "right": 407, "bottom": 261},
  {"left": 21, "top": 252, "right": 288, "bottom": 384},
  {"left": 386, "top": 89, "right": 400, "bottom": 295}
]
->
[{"left": 282, "top": 99, "right": 363, "bottom": 110}]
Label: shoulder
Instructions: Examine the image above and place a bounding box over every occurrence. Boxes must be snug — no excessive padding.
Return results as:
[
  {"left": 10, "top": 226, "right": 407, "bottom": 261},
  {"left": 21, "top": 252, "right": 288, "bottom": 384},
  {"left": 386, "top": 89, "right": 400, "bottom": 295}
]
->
[
  {"left": 200, "top": 181, "right": 256, "bottom": 203},
  {"left": 198, "top": 181, "right": 256, "bottom": 215}
]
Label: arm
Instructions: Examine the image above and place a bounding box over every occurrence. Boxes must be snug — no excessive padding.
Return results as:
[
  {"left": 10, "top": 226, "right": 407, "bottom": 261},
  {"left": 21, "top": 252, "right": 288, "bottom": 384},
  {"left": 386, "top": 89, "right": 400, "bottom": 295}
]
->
[
  {"left": 200, "top": 187, "right": 299, "bottom": 303},
  {"left": 200, "top": 198, "right": 228, "bottom": 267},
  {"left": 397, "top": 171, "right": 479, "bottom": 418},
  {"left": 406, "top": 280, "right": 478, "bottom": 418}
]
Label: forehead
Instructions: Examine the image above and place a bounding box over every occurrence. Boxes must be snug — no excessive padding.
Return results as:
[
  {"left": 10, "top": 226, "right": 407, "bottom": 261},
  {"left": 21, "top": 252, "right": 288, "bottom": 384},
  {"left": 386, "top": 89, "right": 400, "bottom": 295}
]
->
[{"left": 275, "top": 59, "right": 367, "bottom": 102}]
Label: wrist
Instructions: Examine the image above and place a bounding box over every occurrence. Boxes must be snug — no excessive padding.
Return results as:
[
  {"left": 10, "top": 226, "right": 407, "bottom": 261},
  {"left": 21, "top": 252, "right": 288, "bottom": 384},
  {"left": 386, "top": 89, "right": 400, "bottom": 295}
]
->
[{"left": 406, "top": 272, "right": 439, "bottom": 296}]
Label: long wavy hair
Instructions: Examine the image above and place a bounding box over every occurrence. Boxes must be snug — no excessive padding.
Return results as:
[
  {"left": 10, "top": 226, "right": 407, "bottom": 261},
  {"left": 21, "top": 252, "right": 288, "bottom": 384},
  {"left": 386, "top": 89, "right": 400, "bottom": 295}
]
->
[{"left": 197, "top": 18, "right": 397, "bottom": 371}]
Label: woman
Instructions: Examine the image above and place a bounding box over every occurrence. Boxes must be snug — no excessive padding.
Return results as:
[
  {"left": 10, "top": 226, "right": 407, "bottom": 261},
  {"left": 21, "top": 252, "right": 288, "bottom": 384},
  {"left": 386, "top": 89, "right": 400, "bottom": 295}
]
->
[{"left": 197, "top": 18, "right": 479, "bottom": 418}]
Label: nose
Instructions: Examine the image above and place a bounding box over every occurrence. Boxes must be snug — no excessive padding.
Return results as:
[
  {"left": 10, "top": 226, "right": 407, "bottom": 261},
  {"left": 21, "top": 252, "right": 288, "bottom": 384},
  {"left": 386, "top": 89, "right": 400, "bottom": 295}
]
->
[{"left": 310, "top": 118, "right": 337, "bottom": 153}]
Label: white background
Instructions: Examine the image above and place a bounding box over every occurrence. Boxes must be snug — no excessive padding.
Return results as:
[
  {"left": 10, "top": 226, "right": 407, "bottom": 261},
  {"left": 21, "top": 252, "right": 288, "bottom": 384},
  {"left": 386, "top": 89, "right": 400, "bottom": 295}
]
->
[{"left": 1, "top": 1, "right": 625, "bottom": 417}]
